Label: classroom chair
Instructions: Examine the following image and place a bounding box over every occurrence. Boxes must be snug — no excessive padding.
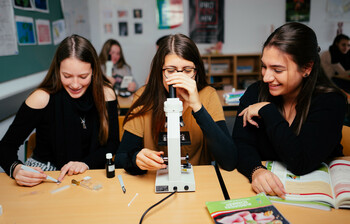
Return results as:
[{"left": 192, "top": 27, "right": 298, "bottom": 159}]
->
[
  {"left": 119, "top": 115, "right": 125, "bottom": 141},
  {"left": 25, "top": 132, "right": 36, "bottom": 161},
  {"left": 341, "top": 125, "right": 350, "bottom": 156}
]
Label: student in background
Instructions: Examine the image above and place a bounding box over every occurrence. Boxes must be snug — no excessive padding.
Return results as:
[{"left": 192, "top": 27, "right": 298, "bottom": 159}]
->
[
  {"left": 233, "top": 23, "right": 347, "bottom": 199},
  {"left": 0, "top": 35, "right": 120, "bottom": 186},
  {"left": 115, "top": 34, "right": 237, "bottom": 174},
  {"left": 99, "top": 39, "right": 137, "bottom": 93},
  {"left": 320, "top": 34, "right": 350, "bottom": 93}
]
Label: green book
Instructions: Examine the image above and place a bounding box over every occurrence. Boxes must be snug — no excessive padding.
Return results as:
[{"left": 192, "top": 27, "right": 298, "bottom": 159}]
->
[{"left": 206, "top": 193, "right": 290, "bottom": 224}]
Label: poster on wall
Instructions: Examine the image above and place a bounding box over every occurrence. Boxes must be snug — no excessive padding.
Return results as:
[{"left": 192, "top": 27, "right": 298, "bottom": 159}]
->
[
  {"left": 286, "top": 0, "right": 310, "bottom": 22},
  {"left": 12, "top": 0, "right": 33, "bottom": 10},
  {"left": 34, "top": 0, "right": 49, "bottom": 13},
  {"left": 156, "top": 0, "right": 184, "bottom": 29},
  {"left": 104, "top": 23, "right": 113, "bottom": 34},
  {"left": 15, "top": 16, "right": 36, "bottom": 45},
  {"left": 117, "top": 10, "right": 128, "bottom": 18},
  {"left": 52, "top": 19, "right": 66, "bottom": 45},
  {"left": 61, "top": 0, "right": 91, "bottom": 39},
  {"left": 119, "top": 22, "right": 128, "bottom": 36},
  {"left": 36, "top": 19, "right": 51, "bottom": 45},
  {"left": 0, "top": 0, "right": 18, "bottom": 56},
  {"left": 326, "top": 0, "right": 350, "bottom": 22},
  {"left": 134, "top": 9, "right": 142, "bottom": 18},
  {"left": 102, "top": 9, "right": 113, "bottom": 19},
  {"left": 189, "top": 0, "right": 224, "bottom": 44},
  {"left": 135, "top": 23, "right": 142, "bottom": 34}
]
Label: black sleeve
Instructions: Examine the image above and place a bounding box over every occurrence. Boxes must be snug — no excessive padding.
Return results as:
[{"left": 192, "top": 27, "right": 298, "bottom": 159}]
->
[
  {"left": 234, "top": 82, "right": 347, "bottom": 180},
  {"left": 193, "top": 106, "right": 237, "bottom": 171},
  {"left": 115, "top": 130, "right": 147, "bottom": 175},
  {"left": 0, "top": 103, "right": 42, "bottom": 176},
  {"left": 82, "top": 100, "right": 120, "bottom": 168},
  {"left": 258, "top": 92, "right": 346, "bottom": 175},
  {"left": 233, "top": 83, "right": 265, "bottom": 180}
]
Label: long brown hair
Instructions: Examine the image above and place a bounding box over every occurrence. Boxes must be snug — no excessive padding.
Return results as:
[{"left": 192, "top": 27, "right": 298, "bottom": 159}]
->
[
  {"left": 124, "top": 34, "right": 208, "bottom": 143},
  {"left": 38, "top": 34, "right": 112, "bottom": 144},
  {"left": 259, "top": 22, "right": 346, "bottom": 135},
  {"left": 99, "top": 39, "right": 128, "bottom": 68}
]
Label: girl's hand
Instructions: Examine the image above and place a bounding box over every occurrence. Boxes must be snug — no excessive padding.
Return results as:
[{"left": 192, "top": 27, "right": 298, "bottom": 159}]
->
[
  {"left": 239, "top": 102, "right": 270, "bottom": 127},
  {"left": 58, "top": 161, "right": 89, "bottom": 182},
  {"left": 127, "top": 81, "right": 137, "bottom": 92},
  {"left": 136, "top": 148, "right": 166, "bottom": 170},
  {"left": 165, "top": 73, "right": 202, "bottom": 112},
  {"left": 13, "top": 164, "right": 46, "bottom": 187},
  {"left": 252, "top": 168, "right": 286, "bottom": 199}
]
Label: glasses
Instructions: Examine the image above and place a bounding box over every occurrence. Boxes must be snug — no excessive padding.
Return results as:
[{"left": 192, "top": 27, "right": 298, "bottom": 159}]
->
[{"left": 162, "top": 67, "right": 197, "bottom": 78}]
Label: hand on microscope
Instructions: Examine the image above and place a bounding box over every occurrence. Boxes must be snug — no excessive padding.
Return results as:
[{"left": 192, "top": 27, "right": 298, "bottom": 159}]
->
[
  {"left": 136, "top": 148, "right": 167, "bottom": 170},
  {"left": 165, "top": 73, "right": 202, "bottom": 112}
]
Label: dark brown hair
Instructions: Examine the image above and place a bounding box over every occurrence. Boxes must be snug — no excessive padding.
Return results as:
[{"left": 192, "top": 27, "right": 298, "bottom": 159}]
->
[
  {"left": 38, "top": 34, "right": 111, "bottom": 144},
  {"left": 99, "top": 39, "right": 128, "bottom": 68},
  {"left": 259, "top": 22, "right": 346, "bottom": 135},
  {"left": 124, "top": 33, "right": 208, "bottom": 143},
  {"left": 332, "top": 34, "right": 350, "bottom": 46}
]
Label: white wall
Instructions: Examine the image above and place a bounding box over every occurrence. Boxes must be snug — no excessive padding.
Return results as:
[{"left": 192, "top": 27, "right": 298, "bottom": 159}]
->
[{"left": 88, "top": 0, "right": 350, "bottom": 85}]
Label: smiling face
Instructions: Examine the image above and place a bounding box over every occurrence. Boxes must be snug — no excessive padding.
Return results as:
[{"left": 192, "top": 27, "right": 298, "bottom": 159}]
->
[
  {"left": 60, "top": 57, "right": 92, "bottom": 98},
  {"left": 109, "top": 44, "right": 121, "bottom": 64},
  {"left": 336, "top": 38, "right": 350, "bottom": 54},
  {"left": 261, "top": 46, "right": 307, "bottom": 101}
]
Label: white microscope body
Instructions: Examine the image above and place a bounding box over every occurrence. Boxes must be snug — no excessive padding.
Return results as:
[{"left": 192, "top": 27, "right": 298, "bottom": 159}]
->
[{"left": 155, "top": 87, "right": 196, "bottom": 193}]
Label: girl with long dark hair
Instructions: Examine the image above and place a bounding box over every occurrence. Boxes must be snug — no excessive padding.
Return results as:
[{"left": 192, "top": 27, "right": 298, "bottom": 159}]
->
[{"left": 233, "top": 23, "right": 347, "bottom": 198}]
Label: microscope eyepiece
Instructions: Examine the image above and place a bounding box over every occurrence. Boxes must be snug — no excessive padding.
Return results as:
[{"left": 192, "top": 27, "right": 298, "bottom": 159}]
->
[{"left": 169, "top": 85, "right": 176, "bottom": 98}]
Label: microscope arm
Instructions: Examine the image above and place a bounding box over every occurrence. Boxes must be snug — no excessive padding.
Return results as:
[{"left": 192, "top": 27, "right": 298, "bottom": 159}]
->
[{"left": 192, "top": 106, "right": 237, "bottom": 171}]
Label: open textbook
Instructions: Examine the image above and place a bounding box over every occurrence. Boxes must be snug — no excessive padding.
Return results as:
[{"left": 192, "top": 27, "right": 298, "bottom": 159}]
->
[
  {"left": 206, "top": 193, "right": 290, "bottom": 224},
  {"left": 266, "top": 159, "right": 350, "bottom": 210}
]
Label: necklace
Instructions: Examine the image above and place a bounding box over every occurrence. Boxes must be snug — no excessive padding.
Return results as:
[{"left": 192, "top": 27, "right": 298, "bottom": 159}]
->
[{"left": 80, "top": 117, "right": 87, "bottom": 129}]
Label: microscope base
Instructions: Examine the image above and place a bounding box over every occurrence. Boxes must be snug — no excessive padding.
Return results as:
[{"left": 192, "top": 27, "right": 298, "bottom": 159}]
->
[{"left": 155, "top": 167, "right": 195, "bottom": 193}]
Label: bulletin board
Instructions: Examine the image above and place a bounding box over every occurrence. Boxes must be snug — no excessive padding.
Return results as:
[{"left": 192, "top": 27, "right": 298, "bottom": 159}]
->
[{"left": 0, "top": 0, "right": 63, "bottom": 83}]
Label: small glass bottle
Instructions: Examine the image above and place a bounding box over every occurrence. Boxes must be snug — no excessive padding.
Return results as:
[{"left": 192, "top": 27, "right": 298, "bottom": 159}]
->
[{"left": 106, "top": 153, "right": 115, "bottom": 178}]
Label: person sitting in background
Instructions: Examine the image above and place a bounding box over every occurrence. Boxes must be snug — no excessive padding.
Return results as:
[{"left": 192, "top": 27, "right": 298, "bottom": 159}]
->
[
  {"left": 115, "top": 34, "right": 237, "bottom": 174},
  {"left": 99, "top": 39, "right": 137, "bottom": 93},
  {"left": 321, "top": 34, "right": 350, "bottom": 93},
  {"left": 233, "top": 23, "right": 347, "bottom": 199},
  {"left": 0, "top": 35, "right": 120, "bottom": 186}
]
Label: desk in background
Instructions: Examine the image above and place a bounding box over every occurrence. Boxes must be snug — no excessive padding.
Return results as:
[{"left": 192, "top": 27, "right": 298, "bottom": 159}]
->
[
  {"left": 117, "top": 94, "right": 133, "bottom": 115},
  {"left": 216, "top": 89, "right": 239, "bottom": 111},
  {"left": 0, "top": 166, "right": 223, "bottom": 224},
  {"left": 220, "top": 157, "right": 350, "bottom": 223}
]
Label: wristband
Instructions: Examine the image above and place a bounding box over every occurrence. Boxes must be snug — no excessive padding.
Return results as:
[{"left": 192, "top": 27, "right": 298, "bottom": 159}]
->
[
  {"left": 249, "top": 165, "right": 266, "bottom": 182},
  {"left": 9, "top": 161, "right": 22, "bottom": 179}
]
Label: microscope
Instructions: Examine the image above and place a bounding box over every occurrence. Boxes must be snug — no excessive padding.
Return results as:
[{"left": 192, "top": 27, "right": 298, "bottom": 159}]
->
[{"left": 155, "top": 85, "right": 196, "bottom": 193}]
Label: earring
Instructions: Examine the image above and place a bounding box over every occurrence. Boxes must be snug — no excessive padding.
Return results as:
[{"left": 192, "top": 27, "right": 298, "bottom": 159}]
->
[{"left": 304, "top": 73, "right": 309, "bottom": 78}]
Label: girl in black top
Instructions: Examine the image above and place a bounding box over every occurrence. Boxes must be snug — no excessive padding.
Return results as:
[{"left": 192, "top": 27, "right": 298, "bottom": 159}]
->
[
  {"left": 0, "top": 35, "right": 120, "bottom": 186},
  {"left": 321, "top": 34, "right": 350, "bottom": 93},
  {"left": 233, "top": 23, "right": 347, "bottom": 199}
]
